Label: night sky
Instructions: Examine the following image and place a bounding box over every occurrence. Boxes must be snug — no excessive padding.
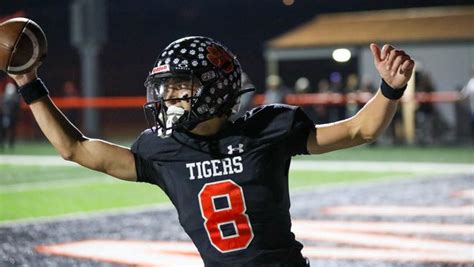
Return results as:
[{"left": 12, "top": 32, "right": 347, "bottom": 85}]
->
[{"left": 2, "top": 0, "right": 473, "bottom": 95}]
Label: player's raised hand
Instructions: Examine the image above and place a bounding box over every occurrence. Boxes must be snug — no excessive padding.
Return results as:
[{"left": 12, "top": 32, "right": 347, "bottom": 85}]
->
[
  {"left": 8, "top": 66, "right": 39, "bottom": 87},
  {"left": 370, "top": 43, "right": 414, "bottom": 89}
]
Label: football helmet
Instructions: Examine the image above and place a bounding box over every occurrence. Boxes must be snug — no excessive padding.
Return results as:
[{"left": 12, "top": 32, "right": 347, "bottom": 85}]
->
[{"left": 144, "top": 36, "right": 253, "bottom": 137}]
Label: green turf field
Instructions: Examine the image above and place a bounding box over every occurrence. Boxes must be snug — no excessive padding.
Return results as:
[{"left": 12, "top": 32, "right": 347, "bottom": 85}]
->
[
  {"left": 1, "top": 142, "right": 471, "bottom": 222},
  {"left": 1, "top": 180, "right": 169, "bottom": 221},
  {"left": 295, "top": 145, "right": 474, "bottom": 163},
  {"left": 0, "top": 163, "right": 413, "bottom": 222},
  {"left": 288, "top": 170, "right": 412, "bottom": 188}
]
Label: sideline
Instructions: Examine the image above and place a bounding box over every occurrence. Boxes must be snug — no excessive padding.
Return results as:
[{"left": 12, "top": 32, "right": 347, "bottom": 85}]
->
[{"left": 0, "top": 155, "right": 75, "bottom": 166}]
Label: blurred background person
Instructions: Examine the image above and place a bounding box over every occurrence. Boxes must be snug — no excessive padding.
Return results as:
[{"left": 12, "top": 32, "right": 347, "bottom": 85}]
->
[
  {"left": 0, "top": 72, "right": 20, "bottom": 151},
  {"left": 264, "top": 74, "right": 288, "bottom": 104},
  {"left": 294, "top": 76, "right": 317, "bottom": 122},
  {"left": 294, "top": 76, "right": 312, "bottom": 94},
  {"left": 328, "top": 72, "right": 346, "bottom": 122},
  {"left": 415, "top": 71, "right": 436, "bottom": 145},
  {"left": 344, "top": 73, "right": 360, "bottom": 117},
  {"left": 461, "top": 73, "right": 474, "bottom": 140},
  {"left": 315, "top": 78, "right": 330, "bottom": 124},
  {"left": 62, "top": 80, "right": 81, "bottom": 125},
  {"left": 358, "top": 75, "right": 376, "bottom": 107}
]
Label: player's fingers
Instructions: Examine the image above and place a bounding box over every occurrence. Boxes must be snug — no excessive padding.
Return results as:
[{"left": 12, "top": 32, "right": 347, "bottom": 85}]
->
[
  {"left": 381, "top": 44, "right": 394, "bottom": 61},
  {"left": 370, "top": 43, "right": 382, "bottom": 64},
  {"left": 386, "top": 49, "right": 405, "bottom": 71},
  {"left": 7, "top": 67, "right": 38, "bottom": 87},
  {"left": 391, "top": 55, "right": 409, "bottom": 76},
  {"left": 400, "top": 59, "right": 415, "bottom": 74}
]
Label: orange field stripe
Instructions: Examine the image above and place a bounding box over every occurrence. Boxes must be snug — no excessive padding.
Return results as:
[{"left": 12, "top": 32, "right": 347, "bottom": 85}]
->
[
  {"left": 322, "top": 205, "right": 474, "bottom": 216},
  {"left": 37, "top": 239, "right": 474, "bottom": 265},
  {"left": 293, "top": 220, "right": 474, "bottom": 235},
  {"left": 294, "top": 227, "right": 474, "bottom": 253},
  {"left": 36, "top": 240, "right": 202, "bottom": 267},
  {"left": 452, "top": 189, "right": 474, "bottom": 199},
  {"left": 161, "top": 249, "right": 201, "bottom": 257},
  {"left": 301, "top": 247, "right": 474, "bottom": 264}
]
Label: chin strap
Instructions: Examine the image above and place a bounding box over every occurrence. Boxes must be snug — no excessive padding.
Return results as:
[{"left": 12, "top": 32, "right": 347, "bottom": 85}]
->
[{"left": 238, "top": 87, "right": 256, "bottom": 96}]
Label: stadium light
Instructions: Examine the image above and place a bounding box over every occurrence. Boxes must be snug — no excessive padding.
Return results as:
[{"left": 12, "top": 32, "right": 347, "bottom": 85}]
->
[{"left": 332, "top": 48, "right": 351, "bottom": 62}]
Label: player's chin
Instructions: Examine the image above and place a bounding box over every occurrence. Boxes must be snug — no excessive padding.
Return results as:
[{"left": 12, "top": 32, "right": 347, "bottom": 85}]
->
[
  {"left": 179, "top": 102, "right": 192, "bottom": 111},
  {"left": 166, "top": 103, "right": 190, "bottom": 111}
]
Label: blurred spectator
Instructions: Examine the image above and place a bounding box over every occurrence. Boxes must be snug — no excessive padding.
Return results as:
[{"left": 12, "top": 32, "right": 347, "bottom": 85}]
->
[
  {"left": 294, "top": 77, "right": 317, "bottom": 122},
  {"left": 62, "top": 80, "right": 81, "bottom": 125},
  {"left": 461, "top": 74, "right": 474, "bottom": 138},
  {"left": 318, "top": 78, "right": 330, "bottom": 93},
  {"left": 231, "top": 72, "right": 255, "bottom": 120},
  {"left": 264, "top": 74, "right": 288, "bottom": 104},
  {"left": 415, "top": 71, "right": 436, "bottom": 145},
  {"left": 328, "top": 72, "right": 346, "bottom": 122},
  {"left": 0, "top": 73, "right": 19, "bottom": 151},
  {"left": 294, "top": 77, "right": 311, "bottom": 94},
  {"left": 344, "top": 73, "right": 359, "bottom": 117},
  {"left": 314, "top": 78, "right": 330, "bottom": 124},
  {"left": 358, "top": 75, "right": 376, "bottom": 94}
]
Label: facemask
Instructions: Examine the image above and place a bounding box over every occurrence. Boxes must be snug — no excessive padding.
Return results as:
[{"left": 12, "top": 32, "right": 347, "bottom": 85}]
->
[{"left": 157, "top": 105, "right": 185, "bottom": 138}]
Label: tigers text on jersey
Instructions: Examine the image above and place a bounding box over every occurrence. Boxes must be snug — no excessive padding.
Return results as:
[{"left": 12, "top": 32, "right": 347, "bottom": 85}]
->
[
  {"left": 186, "top": 156, "right": 243, "bottom": 180},
  {"left": 131, "top": 104, "right": 314, "bottom": 267}
]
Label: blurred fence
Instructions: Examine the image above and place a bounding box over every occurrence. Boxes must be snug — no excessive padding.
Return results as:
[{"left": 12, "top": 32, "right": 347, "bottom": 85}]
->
[{"left": 16, "top": 90, "right": 472, "bottom": 145}]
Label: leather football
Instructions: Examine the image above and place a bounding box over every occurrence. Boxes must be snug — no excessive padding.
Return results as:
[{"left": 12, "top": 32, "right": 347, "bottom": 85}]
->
[{"left": 0, "top": 17, "right": 47, "bottom": 74}]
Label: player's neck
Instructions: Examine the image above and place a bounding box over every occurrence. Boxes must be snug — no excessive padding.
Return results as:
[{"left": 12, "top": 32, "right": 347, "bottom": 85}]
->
[{"left": 190, "top": 116, "right": 228, "bottom": 136}]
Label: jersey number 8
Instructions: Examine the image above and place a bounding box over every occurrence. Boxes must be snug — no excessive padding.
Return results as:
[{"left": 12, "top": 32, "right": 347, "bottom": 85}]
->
[{"left": 198, "top": 179, "right": 254, "bottom": 253}]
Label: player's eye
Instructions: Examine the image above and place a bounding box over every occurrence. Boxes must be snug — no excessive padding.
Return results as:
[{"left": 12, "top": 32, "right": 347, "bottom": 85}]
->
[{"left": 171, "top": 80, "right": 192, "bottom": 89}]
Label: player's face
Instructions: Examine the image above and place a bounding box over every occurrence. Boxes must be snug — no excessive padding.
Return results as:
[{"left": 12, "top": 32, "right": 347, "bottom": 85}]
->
[
  {"left": 160, "top": 77, "right": 200, "bottom": 110},
  {"left": 146, "top": 74, "right": 201, "bottom": 112}
]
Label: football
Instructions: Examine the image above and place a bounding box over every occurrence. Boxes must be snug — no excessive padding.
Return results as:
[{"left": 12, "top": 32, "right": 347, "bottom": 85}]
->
[{"left": 0, "top": 17, "right": 47, "bottom": 74}]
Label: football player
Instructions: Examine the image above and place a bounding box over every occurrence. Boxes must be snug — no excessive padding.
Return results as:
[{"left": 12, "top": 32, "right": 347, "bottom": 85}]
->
[{"left": 10, "top": 36, "right": 414, "bottom": 266}]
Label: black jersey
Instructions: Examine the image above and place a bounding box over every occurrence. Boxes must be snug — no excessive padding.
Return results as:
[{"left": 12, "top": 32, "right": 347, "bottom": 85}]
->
[{"left": 131, "top": 104, "right": 314, "bottom": 267}]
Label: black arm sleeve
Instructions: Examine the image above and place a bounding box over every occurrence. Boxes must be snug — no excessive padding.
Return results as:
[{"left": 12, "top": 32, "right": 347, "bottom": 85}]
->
[
  {"left": 131, "top": 130, "right": 167, "bottom": 191},
  {"left": 239, "top": 104, "right": 314, "bottom": 156},
  {"left": 133, "top": 153, "right": 167, "bottom": 191},
  {"left": 286, "top": 106, "right": 314, "bottom": 156}
]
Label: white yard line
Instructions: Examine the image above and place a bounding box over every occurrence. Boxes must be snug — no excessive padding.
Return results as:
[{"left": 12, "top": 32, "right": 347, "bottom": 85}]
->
[
  {"left": 0, "top": 177, "right": 117, "bottom": 193},
  {"left": 290, "top": 160, "right": 473, "bottom": 174},
  {"left": 0, "top": 155, "right": 76, "bottom": 166}
]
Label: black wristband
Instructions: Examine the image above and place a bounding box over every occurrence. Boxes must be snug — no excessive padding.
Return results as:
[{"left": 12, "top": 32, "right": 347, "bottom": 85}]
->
[
  {"left": 18, "top": 78, "right": 49, "bottom": 104},
  {"left": 380, "top": 79, "right": 406, "bottom": 100}
]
